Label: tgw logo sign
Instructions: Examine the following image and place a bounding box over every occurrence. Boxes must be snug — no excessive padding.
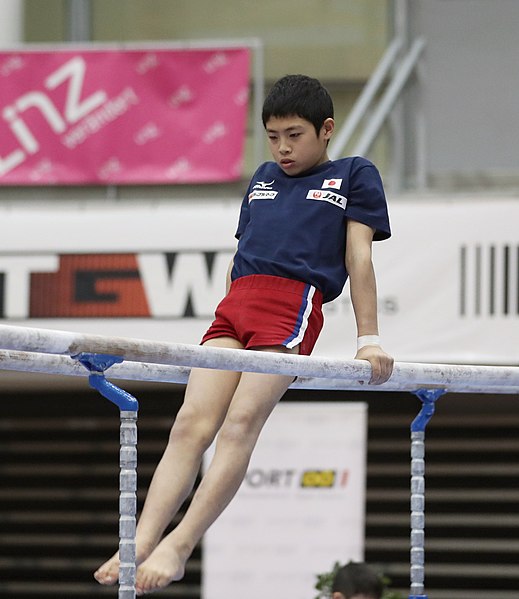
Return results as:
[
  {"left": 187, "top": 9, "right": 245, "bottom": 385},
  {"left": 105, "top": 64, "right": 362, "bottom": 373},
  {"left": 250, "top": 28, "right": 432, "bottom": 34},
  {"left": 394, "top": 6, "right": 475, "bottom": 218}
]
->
[
  {"left": 1, "top": 56, "right": 107, "bottom": 177},
  {"left": 0, "top": 251, "right": 233, "bottom": 319}
]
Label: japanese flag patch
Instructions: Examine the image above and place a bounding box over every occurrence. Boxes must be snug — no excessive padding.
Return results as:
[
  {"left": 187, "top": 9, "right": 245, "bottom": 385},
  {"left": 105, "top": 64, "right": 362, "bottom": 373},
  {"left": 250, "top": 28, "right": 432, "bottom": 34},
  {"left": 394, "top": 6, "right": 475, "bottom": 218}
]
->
[{"left": 322, "top": 178, "right": 343, "bottom": 190}]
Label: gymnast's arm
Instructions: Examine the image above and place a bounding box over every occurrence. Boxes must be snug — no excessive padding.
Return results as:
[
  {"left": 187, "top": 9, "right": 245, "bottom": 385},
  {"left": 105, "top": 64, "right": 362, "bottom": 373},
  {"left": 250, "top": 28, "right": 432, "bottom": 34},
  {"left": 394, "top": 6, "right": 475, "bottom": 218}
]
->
[{"left": 345, "top": 218, "right": 393, "bottom": 384}]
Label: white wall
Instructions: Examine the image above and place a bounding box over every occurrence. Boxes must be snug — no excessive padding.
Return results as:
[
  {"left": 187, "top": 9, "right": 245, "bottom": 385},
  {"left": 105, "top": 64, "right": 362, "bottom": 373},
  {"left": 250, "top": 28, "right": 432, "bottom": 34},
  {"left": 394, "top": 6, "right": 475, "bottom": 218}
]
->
[{"left": 409, "top": 0, "right": 519, "bottom": 187}]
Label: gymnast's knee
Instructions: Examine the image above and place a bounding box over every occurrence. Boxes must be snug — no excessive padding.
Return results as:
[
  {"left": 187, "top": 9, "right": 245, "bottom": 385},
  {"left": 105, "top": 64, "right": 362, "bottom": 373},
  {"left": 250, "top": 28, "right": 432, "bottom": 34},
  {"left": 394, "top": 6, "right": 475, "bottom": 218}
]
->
[
  {"left": 169, "top": 405, "right": 219, "bottom": 452},
  {"left": 217, "top": 408, "right": 265, "bottom": 447}
]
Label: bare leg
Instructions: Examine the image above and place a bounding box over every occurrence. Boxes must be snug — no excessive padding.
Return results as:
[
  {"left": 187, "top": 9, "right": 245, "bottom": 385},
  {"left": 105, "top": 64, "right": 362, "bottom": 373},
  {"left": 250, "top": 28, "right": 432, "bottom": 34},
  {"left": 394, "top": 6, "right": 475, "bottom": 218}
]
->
[
  {"left": 134, "top": 345, "right": 297, "bottom": 595},
  {"left": 94, "top": 337, "right": 243, "bottom": 585}
]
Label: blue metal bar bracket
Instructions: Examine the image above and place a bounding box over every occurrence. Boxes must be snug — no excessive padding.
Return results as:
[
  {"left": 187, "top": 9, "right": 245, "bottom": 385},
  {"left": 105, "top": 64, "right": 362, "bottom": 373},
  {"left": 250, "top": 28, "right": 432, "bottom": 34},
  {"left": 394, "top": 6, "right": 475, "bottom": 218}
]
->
[
  {"left": 74, "top": 352, "right": 139, "bottom": 599},
  {"left": 408, "top": 388, "right": 446, "bottom": 599},
  {"left": 74, "top": 352, "right": 139, "bottom": 412},
  {"left": 411, "top": 388, "right": 444, "bottom": 433}
]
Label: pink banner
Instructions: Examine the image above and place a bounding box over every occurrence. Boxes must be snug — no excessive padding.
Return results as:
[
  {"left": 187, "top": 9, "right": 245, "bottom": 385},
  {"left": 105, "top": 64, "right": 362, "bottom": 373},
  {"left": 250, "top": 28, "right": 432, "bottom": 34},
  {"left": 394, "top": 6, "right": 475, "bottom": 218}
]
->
[{"left": 0, "top": 47, "right": 250, "bottom": 185}]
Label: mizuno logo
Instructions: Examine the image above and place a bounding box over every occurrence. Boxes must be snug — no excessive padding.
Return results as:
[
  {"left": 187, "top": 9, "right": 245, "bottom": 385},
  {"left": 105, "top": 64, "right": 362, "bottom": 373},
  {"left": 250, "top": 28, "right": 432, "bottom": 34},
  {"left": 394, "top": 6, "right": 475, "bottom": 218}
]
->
[
  {"left": 253, "top": 179, "right": 275, "bottom": 190},
  {"left": 249, "top": 179, "right": 278, "bottom": 201}
]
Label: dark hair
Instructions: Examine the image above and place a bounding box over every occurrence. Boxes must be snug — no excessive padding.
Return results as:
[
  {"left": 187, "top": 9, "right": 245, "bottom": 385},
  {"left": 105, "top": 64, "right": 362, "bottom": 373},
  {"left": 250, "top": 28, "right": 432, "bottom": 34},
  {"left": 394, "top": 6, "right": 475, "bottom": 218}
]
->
[
  {"left": 332, "top": 562, "right": 384, "bottom": 599},
  {"left": 262, "top": 74, "right": 334, "bottom": 136}
]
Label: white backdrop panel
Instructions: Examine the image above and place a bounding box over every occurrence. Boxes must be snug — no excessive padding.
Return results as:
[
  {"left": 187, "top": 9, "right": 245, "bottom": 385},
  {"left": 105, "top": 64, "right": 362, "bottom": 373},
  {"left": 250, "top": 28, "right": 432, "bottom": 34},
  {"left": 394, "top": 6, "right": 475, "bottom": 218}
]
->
[
  {"left": 201, "top": 401, "right": 367, "bottom": 599},
  {"left": 0, "top": 195, "right": 518, "bottom": 364}
]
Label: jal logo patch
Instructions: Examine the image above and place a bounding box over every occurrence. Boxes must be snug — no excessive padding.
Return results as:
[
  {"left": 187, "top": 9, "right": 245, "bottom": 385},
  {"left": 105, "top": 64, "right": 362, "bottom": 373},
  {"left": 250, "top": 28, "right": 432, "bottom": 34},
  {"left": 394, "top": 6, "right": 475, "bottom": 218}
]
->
[{"left": 306, "top": 189, "right": 347, "bottom": 209}]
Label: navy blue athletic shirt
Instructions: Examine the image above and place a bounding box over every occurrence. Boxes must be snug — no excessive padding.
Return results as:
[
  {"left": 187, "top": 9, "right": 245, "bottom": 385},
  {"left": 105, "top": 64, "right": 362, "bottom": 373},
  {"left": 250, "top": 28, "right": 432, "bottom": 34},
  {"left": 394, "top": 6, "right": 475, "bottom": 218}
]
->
[{"left": 231, "top": 156, "right": 391, "bottom": 303}]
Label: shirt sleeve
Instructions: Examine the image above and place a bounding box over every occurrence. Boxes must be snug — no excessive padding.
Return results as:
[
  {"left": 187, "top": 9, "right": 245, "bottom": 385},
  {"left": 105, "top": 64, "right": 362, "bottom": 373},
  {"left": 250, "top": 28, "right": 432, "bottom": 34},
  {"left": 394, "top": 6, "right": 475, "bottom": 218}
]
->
[
  {"left": 345, "top": 158, "right": 391, "bottom": 241},
  {"left": 235, "top": 163, "right": 267, "bottom": 239},
  {"left": 235, "top": 190, "right": 250, "bottom": 240}
]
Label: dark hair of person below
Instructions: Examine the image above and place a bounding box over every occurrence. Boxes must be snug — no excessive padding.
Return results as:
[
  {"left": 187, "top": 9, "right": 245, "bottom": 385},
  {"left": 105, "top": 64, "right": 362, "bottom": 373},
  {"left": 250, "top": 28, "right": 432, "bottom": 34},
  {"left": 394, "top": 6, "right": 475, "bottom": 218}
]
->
[
  {"left": 332, "top": 561, "right": 384, "bottom": 598},
  {"left": 261, "top": 74, "right": 334, "bottom": 136}
]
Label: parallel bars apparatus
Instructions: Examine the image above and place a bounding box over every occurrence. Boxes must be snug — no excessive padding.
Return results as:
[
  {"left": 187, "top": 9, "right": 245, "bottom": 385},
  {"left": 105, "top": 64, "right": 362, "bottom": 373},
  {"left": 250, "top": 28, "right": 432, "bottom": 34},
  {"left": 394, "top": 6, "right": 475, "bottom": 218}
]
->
[{"left": 1, "top": 323, "right": 519, "bottom": 599}]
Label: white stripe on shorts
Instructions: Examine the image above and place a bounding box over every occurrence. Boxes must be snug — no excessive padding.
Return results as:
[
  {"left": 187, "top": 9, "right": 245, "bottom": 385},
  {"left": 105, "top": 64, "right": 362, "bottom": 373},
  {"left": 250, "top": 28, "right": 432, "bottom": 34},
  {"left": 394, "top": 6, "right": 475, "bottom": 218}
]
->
[{"left": 285, "top": 285, "right": 316, "bottom": 349}]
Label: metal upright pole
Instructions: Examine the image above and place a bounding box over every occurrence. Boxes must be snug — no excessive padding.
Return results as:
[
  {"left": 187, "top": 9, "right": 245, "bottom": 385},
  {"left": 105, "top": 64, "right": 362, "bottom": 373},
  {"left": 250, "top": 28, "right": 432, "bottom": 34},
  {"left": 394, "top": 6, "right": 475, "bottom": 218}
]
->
[
  {"left": 408, "top": 388, "right": 445, "bottom": 599},
  {"left": 117, "top": 409, "right": 138, "bottom": 599},
  {"left": 327, "top": 37, "right": 403, "bottom": 161},
  {"left": 67, "top": 0, "right": 92, "bottom": 42},
  {"left": 352, "top": 37, "right": 426, "bottom": 159},
  {"left": 75, "top": 353, "right": 139, "bottom": 599},
  {"left": 251, "top": 39, "right": 265, "bottom": 169},
  {"left": 0, "top": 0, "right": 23, "bottom": 47}
]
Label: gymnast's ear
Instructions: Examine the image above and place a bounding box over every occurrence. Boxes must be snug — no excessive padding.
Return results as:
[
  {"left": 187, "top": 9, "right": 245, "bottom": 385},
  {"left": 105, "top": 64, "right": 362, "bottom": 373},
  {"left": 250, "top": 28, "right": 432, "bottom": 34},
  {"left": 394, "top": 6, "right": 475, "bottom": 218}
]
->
[{"left": 322, "top": 117, "right": 334, "bottom": 140}]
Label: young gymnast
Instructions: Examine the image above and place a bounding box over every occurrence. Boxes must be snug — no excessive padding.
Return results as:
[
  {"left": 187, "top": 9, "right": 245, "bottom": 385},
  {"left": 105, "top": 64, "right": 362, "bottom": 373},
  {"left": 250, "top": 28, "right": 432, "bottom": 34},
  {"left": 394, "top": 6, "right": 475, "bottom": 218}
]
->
[{"left": 94, "top": 74, "right": 393, "bottom": 595}]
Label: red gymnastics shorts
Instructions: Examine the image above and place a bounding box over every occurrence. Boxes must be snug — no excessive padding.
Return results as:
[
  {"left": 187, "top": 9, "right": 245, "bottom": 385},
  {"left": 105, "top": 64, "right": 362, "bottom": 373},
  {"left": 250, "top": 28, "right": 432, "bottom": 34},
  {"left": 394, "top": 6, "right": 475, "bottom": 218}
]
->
[{"left": 201, "top": 274, "right": 324, "bottom": 356}]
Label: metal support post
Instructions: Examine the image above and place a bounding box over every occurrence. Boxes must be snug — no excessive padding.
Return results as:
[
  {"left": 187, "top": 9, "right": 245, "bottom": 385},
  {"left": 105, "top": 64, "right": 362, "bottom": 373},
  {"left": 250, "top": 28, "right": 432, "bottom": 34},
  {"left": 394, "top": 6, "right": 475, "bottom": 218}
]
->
[
  {"left": 408, "top": 388, "right": 445, "bottom": 599},
  {"left": 75, "top": 352, "right": 139, "bottom": 599}
]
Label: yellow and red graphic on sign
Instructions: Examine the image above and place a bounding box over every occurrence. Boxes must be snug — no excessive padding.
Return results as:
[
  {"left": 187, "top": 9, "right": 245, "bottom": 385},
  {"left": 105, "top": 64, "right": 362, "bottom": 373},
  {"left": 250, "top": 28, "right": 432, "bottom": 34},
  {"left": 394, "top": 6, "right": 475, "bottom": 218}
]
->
[{"left": 29, "top": 254, "right": 150, "bottom": 318}]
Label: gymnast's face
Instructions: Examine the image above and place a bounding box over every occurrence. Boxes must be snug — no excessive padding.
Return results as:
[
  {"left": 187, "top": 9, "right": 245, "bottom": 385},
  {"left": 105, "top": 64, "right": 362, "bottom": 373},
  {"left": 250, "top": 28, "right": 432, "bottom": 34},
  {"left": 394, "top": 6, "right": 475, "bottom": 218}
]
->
[{"left": 265, "top": 115, "right": 334, "bottom": 176}]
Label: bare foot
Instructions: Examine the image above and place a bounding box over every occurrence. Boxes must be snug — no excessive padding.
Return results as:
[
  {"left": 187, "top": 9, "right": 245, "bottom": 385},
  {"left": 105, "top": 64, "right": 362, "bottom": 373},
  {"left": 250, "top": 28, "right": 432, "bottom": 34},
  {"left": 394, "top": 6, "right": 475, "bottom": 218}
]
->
[
  {"left": 135, "top": 541, "right": 190, "bottom": 595},
  {"left": 94, "top": 545, "right": 153, "bottom": 586},
  {"left": 94, "top": 552, "right": 120, "bottom": 585}
]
